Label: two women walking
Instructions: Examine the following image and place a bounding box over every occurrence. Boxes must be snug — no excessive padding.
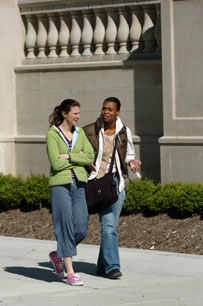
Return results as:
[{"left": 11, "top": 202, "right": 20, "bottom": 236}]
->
[{"left": 46, "top": 97, "right": 141, "bottom": 285}]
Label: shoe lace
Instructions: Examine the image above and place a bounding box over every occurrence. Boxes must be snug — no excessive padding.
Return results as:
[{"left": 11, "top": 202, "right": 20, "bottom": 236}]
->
[
  {"left": 67, "top": 273, "right": 81, "bottom": 281},
  {"left": 73, "top": 274, "right": 80, "bottom": 280}
]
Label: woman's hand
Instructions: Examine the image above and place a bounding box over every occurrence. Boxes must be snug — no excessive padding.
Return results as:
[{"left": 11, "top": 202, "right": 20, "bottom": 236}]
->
[
  {"left": 129, "top": 160, "right": 142, "bottom": 173},
  {"left": 88, "top": 164, "right": 97, "bottom": 171},
  {"left": 60, "top": 151, "right": 84, "bottom": 161},
  {"left": 60, "top": 154, "right": 69, "bottom": 160}
]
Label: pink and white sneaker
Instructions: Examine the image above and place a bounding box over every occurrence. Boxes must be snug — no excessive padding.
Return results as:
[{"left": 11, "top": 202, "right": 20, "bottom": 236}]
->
[
  {"left": 66, "top": 273, "right": 84, "bottom": 286},
  {"left": 49, "top": 251, "right": 65, "bottom": 279}
]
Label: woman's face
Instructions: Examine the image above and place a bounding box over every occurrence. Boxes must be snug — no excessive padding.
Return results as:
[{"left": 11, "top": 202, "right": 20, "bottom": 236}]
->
[
  {"left": 62, "top": 106, "right": 80, "bottom": 126},
  {"left": 101, "top": 101, "right": 120, "bottom": 124}
]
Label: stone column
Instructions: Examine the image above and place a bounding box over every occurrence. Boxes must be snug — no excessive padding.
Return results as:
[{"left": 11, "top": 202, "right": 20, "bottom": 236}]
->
[
  {"left": 81, "top": 11, "right": 93, "bottom": 56},
  {"left": 25, "top": 15, "right": 37, "bottom": 59},
  {"left": 117, "top": 8, "right": 129, "bottom": 54},
  {"left": 58, "top": 15, "right": 70, "bottom": 57},
  {"left": 142, "top": 5, "right": 156, "bottom": 53},
  {"left": 70, "top": 12, "right": 81, "bottom": 57},
  {"left": 36, "top": 15, "right": 47, "bottom": 58},
  {"left": 129, "top": 7, "right": 142, "bottom": 53},
  {"left": 105, "top": 8, "right": 117, "bottom": 55},
  {"left": 93, "top": 9, "right": 105, "bottom": 55},
  {"left": 47, "top": 14, "right": 58, "bottom": 58}
]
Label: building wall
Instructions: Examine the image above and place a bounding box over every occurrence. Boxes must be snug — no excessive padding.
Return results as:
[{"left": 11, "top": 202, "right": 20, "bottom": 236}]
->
[
  {"left": 160, "top": 0, "right": 203, "bottom": 183},
  {"left": 15, "top": 61, "right": 162, "bottom": 181},
  {"left": 1, "top": 0, "right": 202, "bottom": 184},
  {"left": 0, "top": 0, "right": 25, "bottom": 174}
]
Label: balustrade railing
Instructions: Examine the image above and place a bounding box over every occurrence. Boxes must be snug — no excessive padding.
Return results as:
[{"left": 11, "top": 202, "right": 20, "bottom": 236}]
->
[{"left": 19, "top": 0, "right": 161, "bottom": 64}]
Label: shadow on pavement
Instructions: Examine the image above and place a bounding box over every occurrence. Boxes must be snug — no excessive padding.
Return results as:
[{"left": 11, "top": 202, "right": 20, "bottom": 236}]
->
[
  {"left": 4, "top": 260, "right": 97, "bottom": 282},
  {"left": 38, "top": 260, "right": 97, "bottom": 276},
  {"left": 38, "top": 261, "right": 52, "bottom": 269},
  {"left": 73, "top": 261, "right": 97, "bottom": 276},
  {"left": 4, "top": 266, "right": 63, "bottom": 283}
]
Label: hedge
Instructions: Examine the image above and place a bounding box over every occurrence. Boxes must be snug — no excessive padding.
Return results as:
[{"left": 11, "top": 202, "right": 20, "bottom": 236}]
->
[
  {"left": 123, "top": 179, "right": 203, "bottom": 217},
  {"left": 0, "top": 173, "right": 25, "bottom": 209},
  {"left": 0, "top": 173, "right": 50, "bottom": 210},
  {"left": 0, "top": 173, "right": 203, "bottom": 218}
]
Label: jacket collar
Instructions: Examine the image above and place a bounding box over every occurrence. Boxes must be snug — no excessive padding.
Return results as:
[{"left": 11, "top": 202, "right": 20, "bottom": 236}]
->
[
  {"left": 51, "top": 125, "right": 81, "bottom": 151},
  {"left": 97, "top": 115, "right": 124, "bottom": 134},
  {"left": 52, "top": 125, "right": 80, "bottom": 133}
]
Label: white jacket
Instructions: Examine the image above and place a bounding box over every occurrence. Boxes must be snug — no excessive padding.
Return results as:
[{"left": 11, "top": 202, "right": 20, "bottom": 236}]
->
[{"left": 88, "top": 116, "right": 135, "bottom": 192}]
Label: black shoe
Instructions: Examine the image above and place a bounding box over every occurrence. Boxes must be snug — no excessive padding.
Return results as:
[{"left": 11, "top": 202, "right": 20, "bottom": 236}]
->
[
  {"left": 96, "top": 270, "right": 105, "bottom": 276},
  {"left": 106, "top": 269, "right": 122, "bottom": 279}
]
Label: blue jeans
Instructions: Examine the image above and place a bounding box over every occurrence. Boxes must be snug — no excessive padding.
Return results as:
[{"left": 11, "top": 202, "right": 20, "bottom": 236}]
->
[
  {"left": 50, "top": 179, "right": 88, "bottom": 258},
  {"left": 97, "top": 176, "right": 125, "bottom": 274}
]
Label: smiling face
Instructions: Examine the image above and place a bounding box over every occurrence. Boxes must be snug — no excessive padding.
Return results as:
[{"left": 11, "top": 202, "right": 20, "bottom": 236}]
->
[
  {"left": 62, "top": 106, "right": 80, "bottom": 126},
  {"left": 101, "top": 101, "right": 120, "bottom": 124}
]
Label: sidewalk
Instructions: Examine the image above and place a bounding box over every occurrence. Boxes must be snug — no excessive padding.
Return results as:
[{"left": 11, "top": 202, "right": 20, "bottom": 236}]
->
[{"left": 0, "top": 236, "right": 203, "bottom": 306}]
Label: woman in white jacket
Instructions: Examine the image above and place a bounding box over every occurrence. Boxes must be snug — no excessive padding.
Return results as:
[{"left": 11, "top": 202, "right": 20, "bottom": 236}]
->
[{"left": 83, "top": 97, "right": 141, "bottom": 279}]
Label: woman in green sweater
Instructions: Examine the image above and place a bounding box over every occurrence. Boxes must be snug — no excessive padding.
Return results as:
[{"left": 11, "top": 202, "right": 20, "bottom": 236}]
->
[{"left": 46, "top": 99, "right": 94, "bottom": 286}]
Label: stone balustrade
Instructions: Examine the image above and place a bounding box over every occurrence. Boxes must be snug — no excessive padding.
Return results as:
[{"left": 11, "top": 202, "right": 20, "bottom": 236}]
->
[{"left": 19, "top": 0, "right": 161, "bottom": 63}]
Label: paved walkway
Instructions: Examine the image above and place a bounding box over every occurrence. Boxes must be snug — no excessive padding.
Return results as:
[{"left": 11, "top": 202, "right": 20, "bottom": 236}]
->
[{"left": 0, "top": 236, "right": 203, "bottom": 306}]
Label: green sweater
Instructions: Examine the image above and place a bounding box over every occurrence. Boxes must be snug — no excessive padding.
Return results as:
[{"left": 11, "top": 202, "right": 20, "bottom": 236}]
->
[{"left": 46, "top": 126, "right": 94, "bottom": 186}]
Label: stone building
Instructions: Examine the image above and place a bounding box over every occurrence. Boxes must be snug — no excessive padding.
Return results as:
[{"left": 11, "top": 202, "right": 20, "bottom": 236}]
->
[{"left": 0, "top": 0, "right": 202, "bottom": 184}]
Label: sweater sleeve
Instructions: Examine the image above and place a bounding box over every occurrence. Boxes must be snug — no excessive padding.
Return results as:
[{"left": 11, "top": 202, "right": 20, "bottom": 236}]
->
[
  {"left": 46, "top": 131, "right": 73, "bottom": 172},
  {"left": 69, "top": 130, "right": 94, "bottom": 165},
  {"left": 125, "top": 127, "right": 136, "bottom": 164}
]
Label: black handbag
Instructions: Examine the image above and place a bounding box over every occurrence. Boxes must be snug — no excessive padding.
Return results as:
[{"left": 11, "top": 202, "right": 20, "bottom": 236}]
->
[{"left": 85, "top": 136, "right": 118, "bottom": 215}]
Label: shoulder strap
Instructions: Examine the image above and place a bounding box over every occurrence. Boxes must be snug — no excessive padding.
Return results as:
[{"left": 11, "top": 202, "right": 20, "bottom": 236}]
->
[{"left": 108, "top": 135, "right": 118, "bottom": 174}]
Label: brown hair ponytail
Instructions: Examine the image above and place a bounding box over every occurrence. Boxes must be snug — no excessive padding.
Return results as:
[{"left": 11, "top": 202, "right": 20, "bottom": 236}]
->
[{"left": 49, "top": 99, "right": 80, "bottom": 127}]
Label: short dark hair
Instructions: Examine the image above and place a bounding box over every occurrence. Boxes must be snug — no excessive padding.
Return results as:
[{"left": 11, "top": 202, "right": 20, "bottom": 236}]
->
[{"left": 103, "top": 97, "right": 121, "bottom": 111}]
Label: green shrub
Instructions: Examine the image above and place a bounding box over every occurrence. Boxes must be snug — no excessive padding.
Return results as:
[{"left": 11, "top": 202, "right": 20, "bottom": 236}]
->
[
  {"left": 168, "top": 182, "right": 203, "bottom": 217},
  {"left": 153, "top": 182, "right": 183, "bottom": 214},
  {"left": 123, "top": 180, "right": 203, "bottom": 218},
  {"left": 0, "top": 173, "right": 24, "bottom": 209},
  {"left": 154, "top": 182, "right": 203, "bottom": 218},
  {"left": 195, "top": 184, "right": 203, "bottom": 215},
  {"left": 23, "top": 173, "right": 50, "bottom": 209},
  {"left": 123, "top": 179, "right": 158, "bottom": 215},
  {"left": 1, "top": 172, "right": 203, "bottom": 217},
  {"left": 143, "top": 182, "right": 163, "bottom": 215}
]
